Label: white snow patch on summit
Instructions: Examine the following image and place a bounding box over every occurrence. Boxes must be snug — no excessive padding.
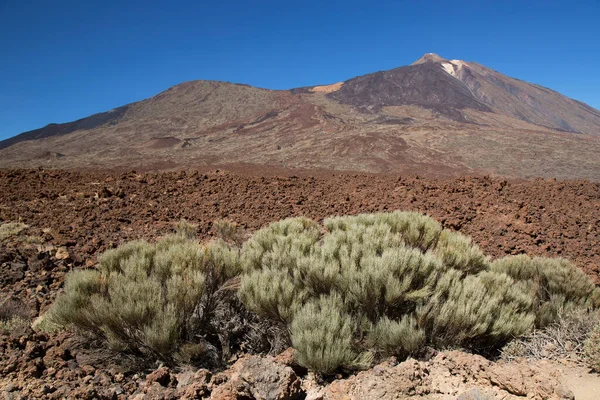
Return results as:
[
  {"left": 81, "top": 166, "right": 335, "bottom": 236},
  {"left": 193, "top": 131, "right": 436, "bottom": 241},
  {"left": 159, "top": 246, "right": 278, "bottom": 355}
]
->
[
  {"left": 442, "top": 62, "right": 456, "bottom": 77},
  {"left": 442, "top": 60, "right": 469, "bottom": 78}
]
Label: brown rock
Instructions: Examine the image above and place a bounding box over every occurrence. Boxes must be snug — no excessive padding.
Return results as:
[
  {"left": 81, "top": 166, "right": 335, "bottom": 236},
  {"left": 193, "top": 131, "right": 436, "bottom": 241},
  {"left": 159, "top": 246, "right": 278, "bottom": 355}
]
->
[
  {"left": 322, "top": 351, "right": 574, "bottom": 400},
  {"left": 54, "top": 246, "right": 70, "bottom": 260},
  {"left": 146, "top": 367, "right": 176, "bottom": 388},
  {"left": 210, "top": 355, "right": 303, "bottom": 400},
  {"left": 488, "top": 360, "right": 574, "bottom": 400},
  {"left": 177, "top": 381, "right": 210, "bottom": 400},
  {"left": 68, "top": 385, "right": 98, "bottom": 400},
  {"left": 144, "top": 382, "right": 178, "bottom": 400},
  {"left": 324, "top": 358, "right": 428, "bottom": 400},
  {"left": 43, "top": 345, "right": 69, "bottom": 369},
  {"left": 274, "top": 348, "right": 296, "bottom": 366}
]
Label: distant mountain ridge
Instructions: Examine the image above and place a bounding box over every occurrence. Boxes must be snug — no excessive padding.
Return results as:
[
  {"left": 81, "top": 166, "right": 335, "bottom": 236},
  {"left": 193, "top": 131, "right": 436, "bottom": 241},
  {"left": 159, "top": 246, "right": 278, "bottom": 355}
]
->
[
  {"left": 0, "top": 106, "right": 129, "bottom": 150},
  {"left": 1, "top": 54, "right": 599, "bottom": 180}
]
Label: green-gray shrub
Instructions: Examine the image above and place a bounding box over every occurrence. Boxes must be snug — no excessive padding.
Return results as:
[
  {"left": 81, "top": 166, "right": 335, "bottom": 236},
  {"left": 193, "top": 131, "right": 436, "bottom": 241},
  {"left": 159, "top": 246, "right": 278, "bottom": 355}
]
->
[
  {"left": 239, "top": 268, "right": 306, "bottom": 323},
  {"left": 0, "top": 298, "right": 32, "bottom": 336},
  {"left": 0, "top": 222, "right": 28, "bottom": 240},
  {"left": 239, "top": 211, "right": 600, "bottom": 373},
  {"left": 290, "top": 294, "right": 358, "bottom": 374},
  {"left": 212, "top": 219, "right": 248, "bottom": 246},
  {"left": 420, "top": 270, "right": 535, "bottom": 346},
  {"left": 492, "top": 255, "right": 600, "bottom": 327},
  {"left": 367, "top": 315, "right": 425, "bottom": 357},
  {"left": 48, "top": 229, "right": 241, "bottom": 362},
  {"left": 0, "top": 317, "right": 29, "bottom": 336}
]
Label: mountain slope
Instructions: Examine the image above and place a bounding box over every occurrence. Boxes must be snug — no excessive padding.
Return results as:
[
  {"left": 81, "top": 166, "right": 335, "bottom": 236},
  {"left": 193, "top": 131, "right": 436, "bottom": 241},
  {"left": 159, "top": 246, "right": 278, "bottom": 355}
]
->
[
  {"left": 0, "top": 106, "right": 129, "bottom": 151},
  {"left": 327, "top": 61, "right": 491, "bottom": 121},
  {"left": 329, "top": 53, "right": 600, "bottom": 135},
  {"left": 1, "top": 54, "right": 599, "bottom": 180},
  {"left": 442, "top": 58, "right": 600, "bottom": 134}
]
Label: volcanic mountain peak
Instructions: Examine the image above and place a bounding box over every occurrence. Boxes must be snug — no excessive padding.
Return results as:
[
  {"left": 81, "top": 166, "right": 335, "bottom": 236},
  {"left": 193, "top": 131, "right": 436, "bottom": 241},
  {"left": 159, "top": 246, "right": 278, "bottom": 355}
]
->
[{"left": 412, "top": 53, "right": 448, "bottom": 65}]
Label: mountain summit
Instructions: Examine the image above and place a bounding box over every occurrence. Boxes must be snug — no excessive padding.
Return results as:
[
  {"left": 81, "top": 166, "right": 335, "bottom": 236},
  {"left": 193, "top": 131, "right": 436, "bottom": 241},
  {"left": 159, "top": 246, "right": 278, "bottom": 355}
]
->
[
  {"left": 1, "top": 54, "right": 600, "bottom": 180},
  {"left": 411, "top": 53, "right": 448, "bottom": 64}
]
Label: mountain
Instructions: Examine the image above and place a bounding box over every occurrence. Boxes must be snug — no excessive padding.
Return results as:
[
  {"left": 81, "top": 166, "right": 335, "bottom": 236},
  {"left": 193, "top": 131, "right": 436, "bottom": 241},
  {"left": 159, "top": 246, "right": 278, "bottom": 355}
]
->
[
  {"left": 1, "top": 54, "right": 600, "bottom": 180},
  {"left": 329, "top": 53, "right": 600, "bottom": 134}
]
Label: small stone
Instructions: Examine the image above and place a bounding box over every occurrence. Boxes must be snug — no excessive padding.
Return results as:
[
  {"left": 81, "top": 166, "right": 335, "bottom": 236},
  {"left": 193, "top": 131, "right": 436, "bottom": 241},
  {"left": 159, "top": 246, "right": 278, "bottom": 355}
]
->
[
  {"left": 146, "top": 366, "right": 174, "bottom": 387},
  {"left": 3, "top": 383, "right": 18, "bottom": 392},
  {"left": 81, "top": 365, "right": 96, "bottom": 376},
  {"left": 114, "top": 372, "right": 125, "bottom": 382},
  {"left": 55, "top": 246, "right": 70, "bottom": 260},
  {"left": 40, "top": 384, "right": 54, "bottom": 394},
  {"left": 274, "top": 347, "right": 296, "bottom": 366}
]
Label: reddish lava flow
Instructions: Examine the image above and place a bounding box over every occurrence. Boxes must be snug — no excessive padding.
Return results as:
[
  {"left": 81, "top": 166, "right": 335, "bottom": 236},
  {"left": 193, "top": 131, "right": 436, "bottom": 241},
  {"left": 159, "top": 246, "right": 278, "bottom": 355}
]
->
[{"left": 1, "top": 168, "right": 599, "bottom": 284}]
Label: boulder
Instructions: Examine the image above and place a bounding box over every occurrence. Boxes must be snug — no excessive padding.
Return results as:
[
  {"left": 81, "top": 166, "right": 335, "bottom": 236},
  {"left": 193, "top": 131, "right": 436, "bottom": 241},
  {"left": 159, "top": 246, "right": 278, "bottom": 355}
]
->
[
  {"left": 210, "top": 355, "right": 304, "bottom": 400},
  {"left": 321, "top": 351, "right": 574, "bottom": 400}
]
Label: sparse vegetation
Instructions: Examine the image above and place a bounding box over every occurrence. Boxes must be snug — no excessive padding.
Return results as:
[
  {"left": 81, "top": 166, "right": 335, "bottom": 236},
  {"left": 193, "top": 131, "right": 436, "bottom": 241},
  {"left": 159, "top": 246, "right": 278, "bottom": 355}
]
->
[
  {"left": 502, "top": 309, "right": 600, "bottom": 362},
  {"left": 0, "top": 317, "right": 29, "bottom": 336},
  {"left": 212, "top": 219, "right": 248, "bottom": 246},
  {"left": 0, "top": 222, "right": 28, "bottom": 240},
  {"left": 491, "top": 255, "right": 600, "bottom": 327},
  {"left": 239, "top": 211, "right": 600, "bottom": 373},
  {"left": 44, "top": 211, "right": 600, "bottom": 374},
  {"left": 47, "top": 223, "right": 244, "bottom": 365},
  {"left": 0, "top": 298, "right": 31, "bottom": 336}
]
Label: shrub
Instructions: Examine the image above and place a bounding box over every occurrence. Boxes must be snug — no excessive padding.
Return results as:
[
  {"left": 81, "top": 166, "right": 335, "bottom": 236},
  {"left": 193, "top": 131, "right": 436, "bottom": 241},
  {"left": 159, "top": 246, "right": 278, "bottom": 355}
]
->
[
  {"left": 290, "top": 294, "right": 358, "bottom": 374},
  {"left": 492, "top": 255, "right": 600, "bottom": 327},
  {"left": 238, "top": 267, "right": 306, "bottom": 323},
  {"left": 213, "top": 219, "right": 248, "bottom": 246},
  {"left": 48, "top": 227, "right": 242, "bottom": 364},
  {"left": 584, "top": 324, "right": 600, "bottom": 372},
  {"left": 0, "top": 222, "right": 28, "bottom": 240},
  {"left": 502, "top": 309, "right": 600, "bottom": 362},
  {"left": 367, "top": 315, "right": 425, "bottom": 358},
  {"left": 0, "top": 298, "right": 31, "bottom": 336},
  {"left": 420, "top": 271, "right": 535, "bottom": 347},
  {"left": 174, "top": 219, "right": 197, "bottom": 239},
  {"left": 239, "top": 211, "right": 600, "bottom": 373}
]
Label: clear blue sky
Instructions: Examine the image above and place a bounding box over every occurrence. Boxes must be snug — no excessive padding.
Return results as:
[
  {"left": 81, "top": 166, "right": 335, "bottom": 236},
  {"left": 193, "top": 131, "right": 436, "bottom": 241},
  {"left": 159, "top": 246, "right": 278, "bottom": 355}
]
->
[{"left": 1, "top": 0, "right": 599, "bottom": 140}]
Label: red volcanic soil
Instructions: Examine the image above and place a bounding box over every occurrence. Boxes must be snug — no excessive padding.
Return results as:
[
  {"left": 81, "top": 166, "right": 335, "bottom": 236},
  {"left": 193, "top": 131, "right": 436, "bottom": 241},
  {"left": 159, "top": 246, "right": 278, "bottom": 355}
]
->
[{"left": 1, "top": 168, "right": 599, "bottom": 284}]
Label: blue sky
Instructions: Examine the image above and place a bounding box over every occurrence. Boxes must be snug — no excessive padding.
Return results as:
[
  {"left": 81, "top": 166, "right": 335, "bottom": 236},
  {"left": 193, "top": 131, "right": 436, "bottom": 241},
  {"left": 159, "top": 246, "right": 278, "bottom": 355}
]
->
[{"left": 1, "top": 0, "right": 599, "bottom": 140}]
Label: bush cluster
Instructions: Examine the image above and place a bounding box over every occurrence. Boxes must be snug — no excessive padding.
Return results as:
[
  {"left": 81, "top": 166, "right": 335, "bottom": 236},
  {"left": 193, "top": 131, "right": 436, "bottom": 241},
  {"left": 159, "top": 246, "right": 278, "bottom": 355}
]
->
[
  {"left": 47, "top": 224, "right": 245, "bottom": 364},
  {"left": 47, "top": 212, "right": 600, "bottom": 374},
  {"left": 239, "top": 212, "right": 600, "bottom": 372}
]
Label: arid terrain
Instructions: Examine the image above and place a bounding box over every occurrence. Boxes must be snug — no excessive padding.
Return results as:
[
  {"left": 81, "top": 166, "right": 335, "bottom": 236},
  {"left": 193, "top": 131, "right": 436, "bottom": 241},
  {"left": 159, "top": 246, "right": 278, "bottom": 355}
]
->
[
  {"left": 1, "top": 54, "right": 599, "bottom": 180},
  {"left": 1, "top": 167, "right": 600, "bottom": 398},
  {"left": 1, "top": 53, "right": 600, "bottom": 399}
]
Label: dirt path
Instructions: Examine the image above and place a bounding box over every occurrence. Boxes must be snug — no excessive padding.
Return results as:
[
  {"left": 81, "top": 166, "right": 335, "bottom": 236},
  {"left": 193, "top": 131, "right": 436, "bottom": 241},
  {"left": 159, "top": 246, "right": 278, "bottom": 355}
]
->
[{"left": 557, "top": 364, "right": 600, "bottom": 400}]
